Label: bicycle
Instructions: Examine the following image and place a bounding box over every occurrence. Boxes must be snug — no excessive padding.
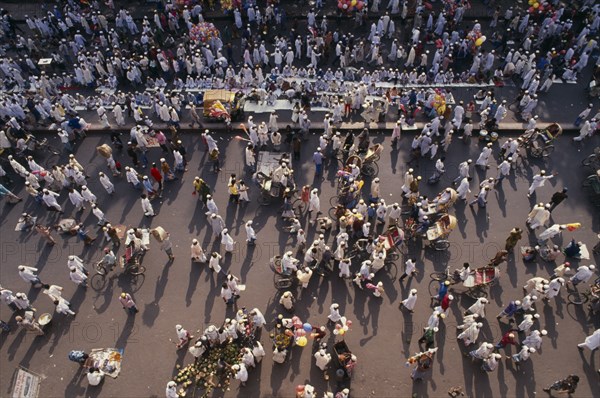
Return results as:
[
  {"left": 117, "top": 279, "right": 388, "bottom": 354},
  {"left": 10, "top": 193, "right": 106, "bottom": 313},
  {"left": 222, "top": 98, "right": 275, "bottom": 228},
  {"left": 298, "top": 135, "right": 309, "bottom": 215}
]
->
[
  {"left": 568, "top": 279, "right": 600, "bottom": 305},
  {"left": 91, "top": 255, "right": 146, "bottom": 291}
]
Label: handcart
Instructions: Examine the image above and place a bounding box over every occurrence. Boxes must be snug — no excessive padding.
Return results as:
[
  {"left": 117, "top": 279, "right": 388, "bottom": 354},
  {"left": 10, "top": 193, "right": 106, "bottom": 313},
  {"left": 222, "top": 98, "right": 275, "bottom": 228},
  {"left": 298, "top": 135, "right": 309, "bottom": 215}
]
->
[
  {"left": 270, "top": 256, "right": 296, "bottom": 290},
  {"left": 255, "top": 152, "right": 294, "bottom": 205},
  {"left": 332, "top": 341, "right": 356, "bottom": 379}
]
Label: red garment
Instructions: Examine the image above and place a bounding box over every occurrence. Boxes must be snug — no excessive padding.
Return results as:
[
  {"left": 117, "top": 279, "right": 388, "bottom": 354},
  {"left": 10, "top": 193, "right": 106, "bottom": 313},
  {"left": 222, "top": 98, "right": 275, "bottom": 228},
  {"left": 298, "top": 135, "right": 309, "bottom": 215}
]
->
[
  {"left": 301, "top": 188, "right": 310, "bottom": 203},
  {"left": 150, "top": 167, "right": 162, "bottom": 182},
  {"left": 500, "top": 331, "right": 518, "bottom": 346},
  {"left": 441, "top": 294, "right": 451, "bottom": 311}
]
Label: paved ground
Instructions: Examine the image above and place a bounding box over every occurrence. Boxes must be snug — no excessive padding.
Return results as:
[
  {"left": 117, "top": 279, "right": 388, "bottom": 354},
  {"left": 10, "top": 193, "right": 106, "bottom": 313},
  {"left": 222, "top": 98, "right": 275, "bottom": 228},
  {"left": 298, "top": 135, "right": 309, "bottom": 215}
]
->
[{"left": 0, "top": 129, "right": 599, "bottom": 397}]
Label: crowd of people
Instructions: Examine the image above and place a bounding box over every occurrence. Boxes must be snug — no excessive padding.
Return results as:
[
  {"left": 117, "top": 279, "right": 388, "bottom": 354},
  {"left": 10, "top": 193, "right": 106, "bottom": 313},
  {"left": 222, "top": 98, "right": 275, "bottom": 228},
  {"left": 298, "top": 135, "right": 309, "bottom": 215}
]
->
[{"left": 0, "top": 0, "right": 599, "bottom": 397}]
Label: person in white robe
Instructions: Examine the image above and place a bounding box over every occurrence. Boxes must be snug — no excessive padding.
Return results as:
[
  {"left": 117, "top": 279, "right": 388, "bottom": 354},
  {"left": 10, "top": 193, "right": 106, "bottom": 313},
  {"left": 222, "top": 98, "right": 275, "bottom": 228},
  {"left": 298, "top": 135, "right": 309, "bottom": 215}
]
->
[{"left": 400, "top": 289, "right": 418, "bottom": 312}]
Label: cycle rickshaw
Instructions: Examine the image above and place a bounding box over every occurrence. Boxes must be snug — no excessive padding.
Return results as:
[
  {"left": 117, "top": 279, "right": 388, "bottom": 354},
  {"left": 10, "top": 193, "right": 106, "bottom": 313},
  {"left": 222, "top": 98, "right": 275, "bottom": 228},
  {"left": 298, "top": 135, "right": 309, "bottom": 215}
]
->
[
  {"left": 424, "top": 214, "right": 457, "bottom": 250},
  {"left": 461, "top": 266, "right": 500, "bottom": 299},
  {"left": 344, "top": 144, "right": 383, "bottom": 177},
  {"left": 519, "top": 123, "right": 562, "bottom": 158},
  {"left": 376, "top": 225, "right": 406, "bottom": 261}
]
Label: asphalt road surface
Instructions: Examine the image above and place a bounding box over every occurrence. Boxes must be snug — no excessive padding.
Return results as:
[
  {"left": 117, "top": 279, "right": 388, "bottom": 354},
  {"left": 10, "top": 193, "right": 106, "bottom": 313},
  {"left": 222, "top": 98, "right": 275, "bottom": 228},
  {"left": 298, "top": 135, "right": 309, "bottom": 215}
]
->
[{"left": 0, "top": 130, "right": 599, "bottom": 398}]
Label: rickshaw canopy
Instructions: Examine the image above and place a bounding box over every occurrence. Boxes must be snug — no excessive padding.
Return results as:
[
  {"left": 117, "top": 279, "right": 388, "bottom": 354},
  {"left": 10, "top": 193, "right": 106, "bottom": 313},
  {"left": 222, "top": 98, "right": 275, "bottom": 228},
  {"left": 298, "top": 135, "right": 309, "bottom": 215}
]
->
[{"left": 203, "top": 89, "right": 236, "bottom": 105}]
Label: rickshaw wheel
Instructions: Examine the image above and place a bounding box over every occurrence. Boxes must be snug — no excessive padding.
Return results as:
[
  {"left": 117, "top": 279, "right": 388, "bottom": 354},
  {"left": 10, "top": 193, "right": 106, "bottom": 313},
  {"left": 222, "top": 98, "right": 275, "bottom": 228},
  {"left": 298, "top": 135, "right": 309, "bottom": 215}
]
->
[
  {"left": 129, "top": 273, "right": 145, "bottom": 292},
  {"left": 567, "top": 291, "right": 587, "bottom": 305},
  {"left": 128, "top": 265, "right": 146, "bottom": 276},
  {"left": 541, "top": 146, "right": 554, "bottom": 157},
  {"left": 582, "top": 154, "right": 595, "bottom": 167},
  {"left": 432, "top": 240, "right": 451, "bottom": 250},
  {"left": 466, "top": 286, "right": 488, "bottom": 299},
  {"left": 274, "top": 274, "right": 293, "bottom": 290},
  {"left": 582, "top": 175, "right": 599, "bottom": 188},
  {"left": 362, "top": 162, "right": 378, "bottom": 177},
  {"left": 387, "top": 251, "right": 400, "bottom": 262},
  {"left": 528, "top": 147, "right": 543, "bottom": 158}
]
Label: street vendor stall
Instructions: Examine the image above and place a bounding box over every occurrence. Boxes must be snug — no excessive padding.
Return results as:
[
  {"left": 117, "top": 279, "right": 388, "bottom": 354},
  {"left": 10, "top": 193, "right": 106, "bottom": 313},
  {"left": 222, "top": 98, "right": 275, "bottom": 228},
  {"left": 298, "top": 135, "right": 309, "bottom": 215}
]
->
[
  {"left": 83, "top": 348, "right": 124, "bottom": 378},
  {"left": 203, "top": 90, "right": 245, "bottom": 122}
]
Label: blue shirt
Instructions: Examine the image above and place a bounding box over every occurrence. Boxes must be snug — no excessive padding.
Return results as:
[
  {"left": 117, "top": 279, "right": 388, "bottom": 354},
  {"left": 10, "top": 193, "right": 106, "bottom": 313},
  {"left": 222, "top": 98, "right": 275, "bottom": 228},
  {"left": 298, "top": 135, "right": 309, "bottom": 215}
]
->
[{"left": 313, "top": 152, "right": 323, "bottom": 165}]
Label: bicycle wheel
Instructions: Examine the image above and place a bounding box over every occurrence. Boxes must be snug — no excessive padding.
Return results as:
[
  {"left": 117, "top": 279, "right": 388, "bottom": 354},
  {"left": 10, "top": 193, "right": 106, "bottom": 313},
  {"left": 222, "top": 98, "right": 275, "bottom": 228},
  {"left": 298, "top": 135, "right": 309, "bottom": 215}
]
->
[
  {"left": 292, "top": 198, "right": 305, "bottom": 217},
  {"left": 466, "top": 286, "right": 488, "bottom": 299},
  {"left": 541, "top": 146, "right": 554, "bottom": 157},
  {"left": 430, "top": 271, "right": 448, "bottom": 281},
  {"left": 90, "top": 274, "right": 107, "bottom": 291},
  {"left": 428, "top": 279, "right": 442, "bottom": 297},
  {"left": 95, "top": 262, "right": 107, "bottom": 276},
  {"left": 328, "top": 207, "right": 338, "bottom": 220},
  {"left": 329, "top": 195, "right": 340, "bottom": 207},
  {"left": 567, "top": 291, "right": 588, "bottom": 305}
]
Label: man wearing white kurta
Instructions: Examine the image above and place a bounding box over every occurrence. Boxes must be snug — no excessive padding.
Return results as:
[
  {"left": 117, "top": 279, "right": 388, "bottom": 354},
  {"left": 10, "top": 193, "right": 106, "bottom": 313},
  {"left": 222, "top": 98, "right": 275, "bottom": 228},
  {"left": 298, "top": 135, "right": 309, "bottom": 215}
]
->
[
  {"left": 99, "top": 172, "right": 115, "bottom": 194},
  {"left": 314, "top": 349, "right": 331, "bottom": 374},
  {"left": 400, "top": 289, "right": 418, "bottom": 312},
  {"left": 328, "top": 303, "right": 342, "bottom": 323},
  {"left": 577, "top": 329, "right": 600, "bottom": 351},
  {"left": 466, "top": 297, "right": 489, "bottom": 318},
  {"left": 528, "top": 204, "right": 550, "bottom": 229},
  {"left": 221, "top": 229, "right": 235, "bottom": 252},
  {"left": 527, "top": 170, "right": 554, "bottom": 197},
  {"left": 457, "top": 322, "right": 482, "bottom": 346}
]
